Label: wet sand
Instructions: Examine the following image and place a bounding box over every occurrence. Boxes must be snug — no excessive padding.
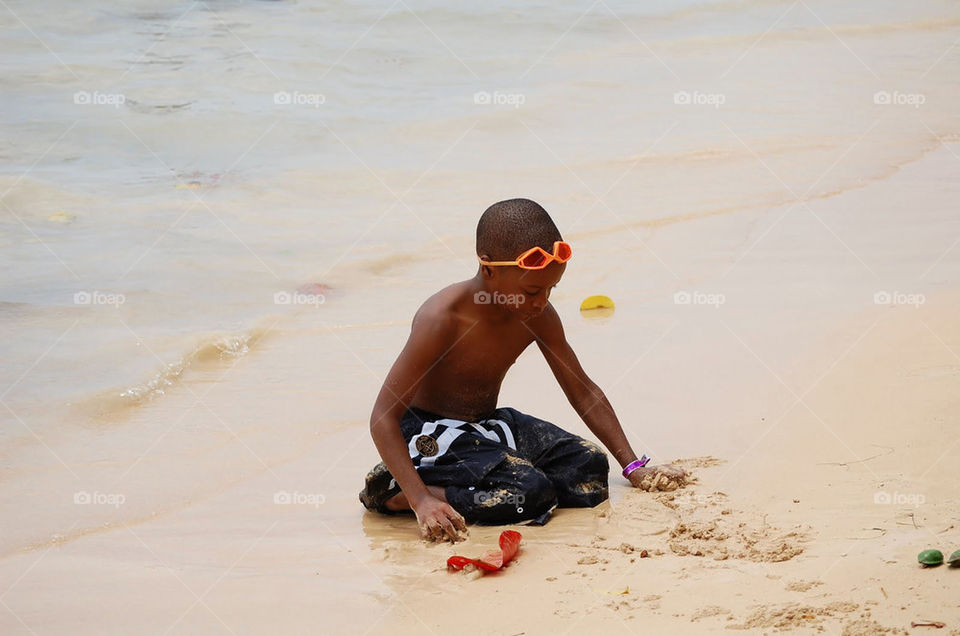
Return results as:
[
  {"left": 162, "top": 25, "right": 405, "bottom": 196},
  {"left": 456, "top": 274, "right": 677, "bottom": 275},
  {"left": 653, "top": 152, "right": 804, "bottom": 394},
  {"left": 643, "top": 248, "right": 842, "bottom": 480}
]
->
[{"left": 2, "top": 140, "right": 958, "bottom": 634}]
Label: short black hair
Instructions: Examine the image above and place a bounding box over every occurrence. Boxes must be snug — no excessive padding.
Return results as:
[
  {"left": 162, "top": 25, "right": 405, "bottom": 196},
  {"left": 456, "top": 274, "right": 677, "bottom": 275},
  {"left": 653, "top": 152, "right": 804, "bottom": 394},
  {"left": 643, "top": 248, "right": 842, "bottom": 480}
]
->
[{"left": 476, "top": 198, "right": 562, "bottom": 261}]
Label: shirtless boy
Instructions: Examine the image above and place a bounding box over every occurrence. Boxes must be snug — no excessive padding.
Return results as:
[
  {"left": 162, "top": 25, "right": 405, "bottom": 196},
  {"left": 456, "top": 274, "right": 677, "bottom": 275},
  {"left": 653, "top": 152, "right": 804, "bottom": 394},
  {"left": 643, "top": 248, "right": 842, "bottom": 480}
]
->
[{"left": 360, "top": 198, "right": 687, "bottom": 541}]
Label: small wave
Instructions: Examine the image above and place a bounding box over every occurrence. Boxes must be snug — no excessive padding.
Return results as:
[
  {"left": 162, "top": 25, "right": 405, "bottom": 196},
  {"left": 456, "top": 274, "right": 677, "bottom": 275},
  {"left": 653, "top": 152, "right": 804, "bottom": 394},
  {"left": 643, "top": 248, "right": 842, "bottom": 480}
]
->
[
  {"left": 611, "top": 139, "right": 837, "bottom": 168},
  {"left": 120, "top": 330, "right": 262, "bottom": 401},
  {"left": 78, "top": 328, "right": 269, "bottom": 421},
  {"left": 124, "top": 98, "right": 194, "bottom": 114},
  {"left": 572, "top": 138, "right": 947, "bottom": 242}
]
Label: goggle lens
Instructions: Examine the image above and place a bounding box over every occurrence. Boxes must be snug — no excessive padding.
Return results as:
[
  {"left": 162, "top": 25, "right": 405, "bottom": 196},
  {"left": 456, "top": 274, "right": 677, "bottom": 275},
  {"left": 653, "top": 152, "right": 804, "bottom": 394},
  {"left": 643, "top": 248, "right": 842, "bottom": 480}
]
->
[{"left": 519, "top": 250, "right": 549, "bottom": 269}]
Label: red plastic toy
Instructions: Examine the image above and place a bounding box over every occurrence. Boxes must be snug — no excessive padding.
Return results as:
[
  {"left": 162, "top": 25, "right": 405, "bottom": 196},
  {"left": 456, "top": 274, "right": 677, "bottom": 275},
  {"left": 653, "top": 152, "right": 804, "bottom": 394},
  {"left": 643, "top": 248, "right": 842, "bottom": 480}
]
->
[{"left": 447, "top": 530, "right": 522, "bottom": 572}]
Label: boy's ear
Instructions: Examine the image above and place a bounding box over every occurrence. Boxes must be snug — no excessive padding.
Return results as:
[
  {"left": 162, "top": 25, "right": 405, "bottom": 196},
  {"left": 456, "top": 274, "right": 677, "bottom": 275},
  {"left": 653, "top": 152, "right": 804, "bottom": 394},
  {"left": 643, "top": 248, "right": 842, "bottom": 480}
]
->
[{"left": 478, "top": 254, "right": 497, "bottom": 280}]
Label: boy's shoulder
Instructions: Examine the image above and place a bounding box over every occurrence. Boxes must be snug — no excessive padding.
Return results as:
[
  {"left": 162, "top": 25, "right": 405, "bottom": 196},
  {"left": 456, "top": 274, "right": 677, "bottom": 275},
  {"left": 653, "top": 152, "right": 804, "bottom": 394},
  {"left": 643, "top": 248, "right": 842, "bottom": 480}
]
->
[
  {"left": 411, "top": 280, "right": 472, "bottom": 331},
  {"left": 417, "top": 279, "right": 467, "bottom": 311}
]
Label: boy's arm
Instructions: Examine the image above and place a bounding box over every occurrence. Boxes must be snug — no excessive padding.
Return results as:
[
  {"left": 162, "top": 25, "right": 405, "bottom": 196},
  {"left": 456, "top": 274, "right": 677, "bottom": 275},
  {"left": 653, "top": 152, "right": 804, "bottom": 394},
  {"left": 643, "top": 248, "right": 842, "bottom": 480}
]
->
[
  {"left": 369, "top": 304, "right": 467, "bottom": 541},
  {"left": 530, "top": 305, "right": 687, "bottom": 485}
]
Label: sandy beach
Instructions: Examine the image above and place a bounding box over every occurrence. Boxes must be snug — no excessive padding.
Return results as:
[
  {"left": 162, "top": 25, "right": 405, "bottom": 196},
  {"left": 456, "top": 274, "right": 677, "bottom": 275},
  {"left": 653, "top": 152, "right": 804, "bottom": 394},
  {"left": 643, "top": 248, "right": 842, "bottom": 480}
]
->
[
  {"left": 2, "top": 1, "right": 960, "bottom": 634},
  {"left": 3, "top": 143, "right": 958, "bottom": 633}
]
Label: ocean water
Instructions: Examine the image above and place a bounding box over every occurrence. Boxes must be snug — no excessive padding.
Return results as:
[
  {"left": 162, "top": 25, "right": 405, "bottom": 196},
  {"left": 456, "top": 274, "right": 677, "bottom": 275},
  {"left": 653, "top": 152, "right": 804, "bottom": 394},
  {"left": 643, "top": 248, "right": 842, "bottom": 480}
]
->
[{"left": 1, "top": 0, "right": 958, "bottom": 438}]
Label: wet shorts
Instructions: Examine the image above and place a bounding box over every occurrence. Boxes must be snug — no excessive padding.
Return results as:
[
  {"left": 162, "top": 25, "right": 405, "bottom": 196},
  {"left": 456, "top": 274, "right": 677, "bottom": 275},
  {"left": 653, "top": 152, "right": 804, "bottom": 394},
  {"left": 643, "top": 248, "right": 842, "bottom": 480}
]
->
[{"left": 359, "top": 405, "right": 610, "bottom": 525}]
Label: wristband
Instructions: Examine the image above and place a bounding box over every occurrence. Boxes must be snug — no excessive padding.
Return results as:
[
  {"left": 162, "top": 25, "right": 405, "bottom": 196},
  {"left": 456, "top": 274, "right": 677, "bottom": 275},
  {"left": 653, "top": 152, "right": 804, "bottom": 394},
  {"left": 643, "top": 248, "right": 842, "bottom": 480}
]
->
[{"left": 622, "top": 454, "right": 650, "bottom": 478}]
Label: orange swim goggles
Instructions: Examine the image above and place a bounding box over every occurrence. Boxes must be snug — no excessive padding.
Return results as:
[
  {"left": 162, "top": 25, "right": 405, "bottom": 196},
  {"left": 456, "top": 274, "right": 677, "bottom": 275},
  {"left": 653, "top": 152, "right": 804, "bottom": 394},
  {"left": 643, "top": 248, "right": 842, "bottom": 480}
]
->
[{"left": 477, "top": 240, "right": 572, "bottom": 270}]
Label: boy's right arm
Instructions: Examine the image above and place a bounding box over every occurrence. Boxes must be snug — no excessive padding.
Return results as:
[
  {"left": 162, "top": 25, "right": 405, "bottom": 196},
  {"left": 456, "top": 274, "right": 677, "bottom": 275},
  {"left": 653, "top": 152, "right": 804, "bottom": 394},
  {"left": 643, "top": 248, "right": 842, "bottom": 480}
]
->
[{"left": 369, "top": 304, "right": 467, "bottom": 541}]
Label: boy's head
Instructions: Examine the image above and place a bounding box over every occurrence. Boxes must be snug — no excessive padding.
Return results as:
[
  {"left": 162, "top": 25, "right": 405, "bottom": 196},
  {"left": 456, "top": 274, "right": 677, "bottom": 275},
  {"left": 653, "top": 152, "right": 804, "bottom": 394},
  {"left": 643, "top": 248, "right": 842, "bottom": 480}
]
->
[{"left": 475, "top": 198, "right": 567, "bottom": 319}]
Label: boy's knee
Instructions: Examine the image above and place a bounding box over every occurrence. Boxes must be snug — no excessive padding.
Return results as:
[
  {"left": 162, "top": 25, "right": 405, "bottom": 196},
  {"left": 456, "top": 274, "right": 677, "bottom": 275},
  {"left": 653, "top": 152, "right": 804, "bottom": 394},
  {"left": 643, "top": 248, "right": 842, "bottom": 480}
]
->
[
  {"left": 515, "top": 466, "right": 558, "bottom": 519},
  {"left": 559, "top": 440, "right": 610, "bottom": 507},
  {"left": 579, "top": 440, "right": 609, "bottom": 472},
  {"left": 567, "top": 439, "right": 610, "bottom": 482}
]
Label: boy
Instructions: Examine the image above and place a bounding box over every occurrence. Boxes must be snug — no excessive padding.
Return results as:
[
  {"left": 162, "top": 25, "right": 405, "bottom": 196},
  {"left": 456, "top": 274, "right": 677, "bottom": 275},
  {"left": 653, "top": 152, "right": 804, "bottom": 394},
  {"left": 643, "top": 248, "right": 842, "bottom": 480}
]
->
[{"left": 360, "top": 198, "right": 687, "bottom": 542}]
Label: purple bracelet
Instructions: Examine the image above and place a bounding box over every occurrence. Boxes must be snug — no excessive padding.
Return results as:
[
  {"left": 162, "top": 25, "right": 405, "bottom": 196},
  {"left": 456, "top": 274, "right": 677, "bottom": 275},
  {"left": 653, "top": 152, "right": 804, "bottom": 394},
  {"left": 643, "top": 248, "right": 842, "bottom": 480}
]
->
[{"left": 622, "top": 454, "right": 650, "bottom": 478}]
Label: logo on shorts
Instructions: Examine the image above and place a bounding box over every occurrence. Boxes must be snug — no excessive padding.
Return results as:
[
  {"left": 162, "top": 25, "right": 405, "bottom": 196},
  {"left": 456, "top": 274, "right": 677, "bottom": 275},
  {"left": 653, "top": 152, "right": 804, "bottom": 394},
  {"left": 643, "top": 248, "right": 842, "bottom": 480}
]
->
[{"left": 415, "top": 434, "right": 439, "bottom": 457}]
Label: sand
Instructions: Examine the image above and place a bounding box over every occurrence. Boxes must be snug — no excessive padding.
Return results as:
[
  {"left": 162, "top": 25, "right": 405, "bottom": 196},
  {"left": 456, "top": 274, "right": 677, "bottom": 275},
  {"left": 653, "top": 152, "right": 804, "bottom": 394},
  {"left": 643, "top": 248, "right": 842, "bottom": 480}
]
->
[{"left": 2, "top": 137, "right": 959, "bottom": 634}]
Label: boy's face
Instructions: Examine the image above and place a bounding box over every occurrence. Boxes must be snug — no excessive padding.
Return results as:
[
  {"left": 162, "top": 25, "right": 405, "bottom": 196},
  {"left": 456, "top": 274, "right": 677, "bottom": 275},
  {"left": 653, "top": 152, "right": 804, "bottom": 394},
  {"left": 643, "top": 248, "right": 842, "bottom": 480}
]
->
[{"left": 481, "top": 260, "right": 566, "bottom": 320}]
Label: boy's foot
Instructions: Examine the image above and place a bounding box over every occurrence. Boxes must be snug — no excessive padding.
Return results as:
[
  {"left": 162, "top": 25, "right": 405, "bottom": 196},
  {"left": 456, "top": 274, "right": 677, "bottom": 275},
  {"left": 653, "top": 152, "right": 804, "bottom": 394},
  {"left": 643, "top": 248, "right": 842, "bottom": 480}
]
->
[
  {"left": 358, "top": 462, "right": 402, "bottom": 513},
  {"left": 384, "top": 485, "right": 447, "bottom": 511},
  {"left": 383, "top": 491, "right": 409, "bottom": 511}
]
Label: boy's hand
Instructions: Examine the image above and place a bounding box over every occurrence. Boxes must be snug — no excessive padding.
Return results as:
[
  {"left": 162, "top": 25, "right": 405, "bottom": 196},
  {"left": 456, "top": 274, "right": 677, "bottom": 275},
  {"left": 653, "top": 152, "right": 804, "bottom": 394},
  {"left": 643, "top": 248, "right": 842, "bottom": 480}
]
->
[
  {"left": 412, "top": 495, "right": 468, "bottom": 543},
  {"left": 627, "top": 464, "right": 689, "bottom": 492}
]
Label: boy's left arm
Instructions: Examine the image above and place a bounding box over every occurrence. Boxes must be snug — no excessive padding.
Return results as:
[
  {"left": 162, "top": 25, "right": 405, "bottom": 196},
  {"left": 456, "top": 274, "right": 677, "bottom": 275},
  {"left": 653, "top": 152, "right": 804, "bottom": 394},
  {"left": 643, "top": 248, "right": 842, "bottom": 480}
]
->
[{"left": 530, "top": 305, "right": 687, "bottom": 486}]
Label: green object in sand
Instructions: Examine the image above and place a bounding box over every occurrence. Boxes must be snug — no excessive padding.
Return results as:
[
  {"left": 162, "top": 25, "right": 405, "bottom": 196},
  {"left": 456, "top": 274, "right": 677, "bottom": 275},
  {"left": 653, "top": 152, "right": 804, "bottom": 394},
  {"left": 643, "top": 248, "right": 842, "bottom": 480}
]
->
[
  {"left": 948, "top": 550, "right": 960, "bottom": 567},
  {"left": 918, "top": 549, "right": 944, "bottom": 567}
]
